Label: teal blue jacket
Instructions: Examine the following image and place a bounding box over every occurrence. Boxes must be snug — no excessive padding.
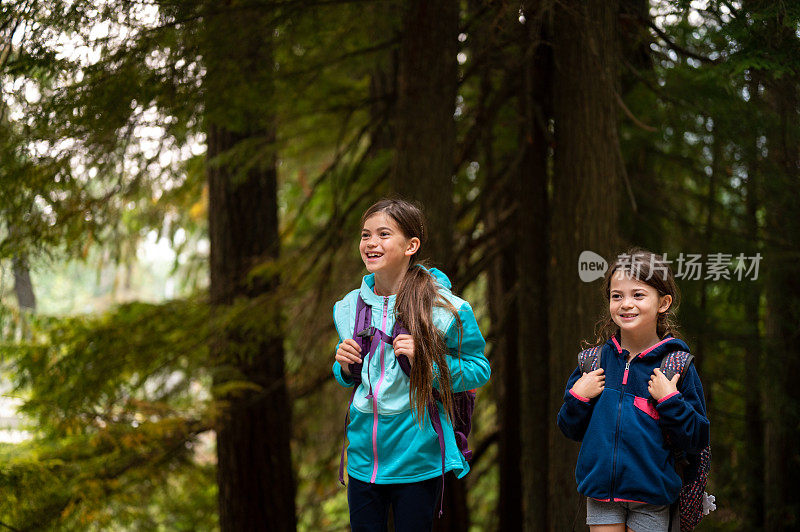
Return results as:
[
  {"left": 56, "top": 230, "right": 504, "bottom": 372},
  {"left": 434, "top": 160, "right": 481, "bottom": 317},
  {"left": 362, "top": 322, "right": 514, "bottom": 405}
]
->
[{"left": 332, "top": 268, "right": 490, "bottom": 484}]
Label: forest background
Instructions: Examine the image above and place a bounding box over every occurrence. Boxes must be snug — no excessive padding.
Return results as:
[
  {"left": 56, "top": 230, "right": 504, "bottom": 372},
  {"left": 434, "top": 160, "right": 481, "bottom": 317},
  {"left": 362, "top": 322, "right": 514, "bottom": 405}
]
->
[{"left": 0, "top": 0, "right": 798, "bottom": 530}]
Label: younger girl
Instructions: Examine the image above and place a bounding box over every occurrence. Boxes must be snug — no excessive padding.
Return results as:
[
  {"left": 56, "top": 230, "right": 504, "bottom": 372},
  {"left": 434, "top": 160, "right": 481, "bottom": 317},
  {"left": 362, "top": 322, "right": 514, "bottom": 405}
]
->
[
  {"left": 333, "top": 198, "right": 490, "bottom": 532},
  {"left": 557, "top": 250, "right": 710, "bottom": 532}
]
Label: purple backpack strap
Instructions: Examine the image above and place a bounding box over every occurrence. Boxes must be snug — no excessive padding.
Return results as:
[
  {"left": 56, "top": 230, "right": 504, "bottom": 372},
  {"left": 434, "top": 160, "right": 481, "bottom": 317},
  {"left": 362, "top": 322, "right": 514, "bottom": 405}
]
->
[
  {"left": 339, "top": 296, "right": 373, "bottom": 486},
  {"left": 348, "top": 296, "right": 372, "bottom": 384},
  {"left": 426, "top": 389, "right": 476, "bottom": 517},
  {"left": 393, "top": 320, "right": 413, "bottom": 375},
  {"left": 339, "top": 297, "right": 402, "bottom": 486},
  {"left": 452, "top": 390, "right": 476, "bottom": 460},
  {"left": 427, "top": 398, "right": 447, "bottom": 517}
]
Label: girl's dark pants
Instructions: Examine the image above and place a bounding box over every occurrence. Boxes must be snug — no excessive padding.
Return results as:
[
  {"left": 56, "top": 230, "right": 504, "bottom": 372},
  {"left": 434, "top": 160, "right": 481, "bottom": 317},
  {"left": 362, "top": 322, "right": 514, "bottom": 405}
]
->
[{"left": 347, "top": 476, "right": 442, "bottom": 532}]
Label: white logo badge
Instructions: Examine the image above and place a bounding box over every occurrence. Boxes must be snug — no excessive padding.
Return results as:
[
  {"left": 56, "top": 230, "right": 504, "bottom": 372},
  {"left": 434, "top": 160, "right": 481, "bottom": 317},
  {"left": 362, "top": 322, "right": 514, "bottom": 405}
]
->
[{"left": 578, "top": 251, "right": 608, "bottom": 282}]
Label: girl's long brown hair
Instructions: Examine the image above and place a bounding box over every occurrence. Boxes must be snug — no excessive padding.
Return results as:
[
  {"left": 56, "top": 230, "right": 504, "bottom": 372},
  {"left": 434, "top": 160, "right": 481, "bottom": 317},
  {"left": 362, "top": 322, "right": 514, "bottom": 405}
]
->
[
  {"left": 361, "top": 199, "right": 461, "bottom": 425},
  {"left": 590, "top": 248, "right": 681, "bottom": 347}
]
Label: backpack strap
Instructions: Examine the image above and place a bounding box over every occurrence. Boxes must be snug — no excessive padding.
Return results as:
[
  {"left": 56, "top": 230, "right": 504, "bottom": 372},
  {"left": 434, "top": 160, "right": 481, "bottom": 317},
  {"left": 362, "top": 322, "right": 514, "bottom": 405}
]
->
[
  {"left": 351, "top": 296, "right": 408, "bottom": 379},
  {"left": 348, "top": 296, "right": 372, "bottom": 384},
  {"left": 578, "top": 346, "right": 602, "bottom": 374},
  {"left": 427, "top": 398, "right": 447, "bottom": 517},
  {"left": 659, "top": 350, "right": 694, "bottom": 386},
  {"left": 340, "top": 296, "right": 371, "bottom": 486},
  {"left": 350, "top": 296, "right": 400, "bottom": 399},
  {"left": 339, "top": 297, "right": 414, "bottom": 487},
  {"left": 392, "top": 319, "right": 413, "bottom": 376},
  {"left": 340, "top": 296, "right": 382, "bottom": 486}
]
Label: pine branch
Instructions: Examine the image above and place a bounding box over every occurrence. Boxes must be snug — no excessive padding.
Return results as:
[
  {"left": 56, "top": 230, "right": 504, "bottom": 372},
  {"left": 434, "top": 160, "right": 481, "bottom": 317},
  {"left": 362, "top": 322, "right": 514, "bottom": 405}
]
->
[
  {"left": 646, "top": 20, "right": 721, "bottom": 65},
  {"left": 280, "top": 38, "right": 399, "bottom": 79}
]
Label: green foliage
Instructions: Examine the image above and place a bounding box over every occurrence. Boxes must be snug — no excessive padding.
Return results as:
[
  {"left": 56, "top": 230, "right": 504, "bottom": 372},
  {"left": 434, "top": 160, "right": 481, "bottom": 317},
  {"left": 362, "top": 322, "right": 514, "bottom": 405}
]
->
[{"left": 0, "top": 299, "right": 215, "bottom": 530}]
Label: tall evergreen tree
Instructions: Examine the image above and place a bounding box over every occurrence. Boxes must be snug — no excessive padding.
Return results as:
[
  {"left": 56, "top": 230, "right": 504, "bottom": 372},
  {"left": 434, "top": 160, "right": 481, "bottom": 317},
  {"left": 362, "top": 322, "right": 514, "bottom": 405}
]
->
[
  {"left": 761, "top": 34, "right": 800, "bottom": 532},
  {"left": 516, "top": 2, "right": 552, "bottom": 530},
  {"left": 389, "top": 1, "right": 466, "bottom": 528},
  {"left": 548, "top": 0, "right": 623, "bottom": 529},
  {"left": 391, "top": 0, "right": 459, "bottom": 272},
  {"left": 202, "top": 2, "right": 296, "bottom": 529}
]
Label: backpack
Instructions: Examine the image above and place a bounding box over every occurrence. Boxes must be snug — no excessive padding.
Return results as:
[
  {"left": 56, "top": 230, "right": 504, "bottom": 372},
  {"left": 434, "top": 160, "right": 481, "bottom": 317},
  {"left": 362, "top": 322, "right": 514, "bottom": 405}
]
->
[
  {"left": 577, "top": 346, "right": 714, "bottom": 532},
  {"left": 339, "top": 295, "right": 476, "bottom": 517}
]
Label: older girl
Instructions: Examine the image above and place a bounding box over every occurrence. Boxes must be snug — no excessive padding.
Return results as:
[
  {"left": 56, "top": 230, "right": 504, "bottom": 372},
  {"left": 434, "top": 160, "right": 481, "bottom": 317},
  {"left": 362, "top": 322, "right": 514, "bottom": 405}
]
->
[{"left": 333, "top": 199, "right": 490, "bottom": 531}]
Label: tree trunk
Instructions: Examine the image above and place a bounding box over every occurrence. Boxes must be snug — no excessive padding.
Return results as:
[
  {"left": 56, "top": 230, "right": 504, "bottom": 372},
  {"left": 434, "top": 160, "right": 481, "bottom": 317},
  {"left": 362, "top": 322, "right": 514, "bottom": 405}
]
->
[
  {"left": 742, "top": 81, "right": 764, "bottom": 527},
  {"left": 367, "top": 4, "right": 398, "bottom": 157},
  {"left": 486, "top": 196, "right": 522, "bottom": 531},
  {"left": 391, "top": 2, "right": 464, "bottom": 527},
  {"left": 762, "top": 67, "right": 800, "bottom": 532},
  {"left": 6, "top": 223, "right": 36, "bottom": 312},
  {"left": 391, "top": 0, "right": 459, "bottom": 272},
  {"left": 549, "top": 0, "right": 622, "bottom": 530},
  {"left": 694, "top": 125, "right": 720, "bottom": 387},
  {"left": 617, "top": 0, "right": 656, "bottom": 248},
  {"left": 203, "top": 4, "right": 296, "bottom": 530},
  {"left": 12, "top": 255, "right": 35, "bottom": 311},
  {"left": 517, "top": 3, "right": 552, "bottom": 530}
]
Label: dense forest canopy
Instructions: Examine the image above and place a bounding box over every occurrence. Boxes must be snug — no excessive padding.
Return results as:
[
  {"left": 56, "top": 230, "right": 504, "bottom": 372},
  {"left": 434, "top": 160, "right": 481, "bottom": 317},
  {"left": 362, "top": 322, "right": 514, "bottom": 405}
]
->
[{"left": 0, "top": 0, "right": 798, "bottom": 530}]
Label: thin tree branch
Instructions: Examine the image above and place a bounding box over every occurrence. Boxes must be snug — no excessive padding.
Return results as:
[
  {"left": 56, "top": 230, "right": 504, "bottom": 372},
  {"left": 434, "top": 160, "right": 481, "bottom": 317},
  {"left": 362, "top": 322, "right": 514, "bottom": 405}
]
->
[
  {"left": 615, "top": 90, "right": 657, "bottom": 132},
  {"left": 646, "top": 21, "right": 721, "bottom": 65}
]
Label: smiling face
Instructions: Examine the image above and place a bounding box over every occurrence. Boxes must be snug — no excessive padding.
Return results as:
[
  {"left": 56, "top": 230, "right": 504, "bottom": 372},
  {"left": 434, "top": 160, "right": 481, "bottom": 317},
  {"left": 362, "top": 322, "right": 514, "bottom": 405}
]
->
[
  {"left": 359, "top": 212, "right": 420, "bottom": 276},
  {"left": 609, "top": 269, "right": 672, "bottom": 339}
]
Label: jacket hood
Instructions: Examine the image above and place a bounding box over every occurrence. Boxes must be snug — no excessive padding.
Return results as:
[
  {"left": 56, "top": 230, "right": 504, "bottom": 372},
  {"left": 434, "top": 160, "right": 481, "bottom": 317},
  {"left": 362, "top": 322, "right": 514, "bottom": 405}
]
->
[
  {"left": 359, "top": 266, "right": 451, "bottom": 308},
  {"left": 606, "top": 334, "right": 690, "bottom": 359}
]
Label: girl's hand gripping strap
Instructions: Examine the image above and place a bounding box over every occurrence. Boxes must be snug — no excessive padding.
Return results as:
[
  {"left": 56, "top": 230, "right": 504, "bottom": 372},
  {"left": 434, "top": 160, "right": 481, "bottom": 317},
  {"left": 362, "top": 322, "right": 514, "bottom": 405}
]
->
[
  {"left": 392, "top": 320, "right": 412, "bottom": 375},
  {"left": 340, "top": 296, "right": 403, "bottom": 486},
  {"left": 578, "top": 346, "right": 601, "bottom": 374},
  {"left": 339, "top": 297, "right": 372, "bottom": 486},
  {"left": 348, "top": 297, "right": 373, "bottom": 384},
  {"left": 659, "top": 351, "right": 694, "bottom": 385}
]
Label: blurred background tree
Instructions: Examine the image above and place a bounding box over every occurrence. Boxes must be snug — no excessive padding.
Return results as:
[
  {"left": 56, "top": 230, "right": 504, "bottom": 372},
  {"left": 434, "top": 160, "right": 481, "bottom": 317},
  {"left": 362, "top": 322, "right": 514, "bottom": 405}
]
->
[{"left": 0, "top": 0, "right": 798, "bottom": 530}]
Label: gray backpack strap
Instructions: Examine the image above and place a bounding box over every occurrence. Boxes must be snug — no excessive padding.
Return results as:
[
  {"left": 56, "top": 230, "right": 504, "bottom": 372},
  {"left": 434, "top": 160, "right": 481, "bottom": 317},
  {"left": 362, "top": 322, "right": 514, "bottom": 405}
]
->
[
  {"left": 577, "top": 346, "right": 601, "bottom": 374},
  {"left": 659, "top": 350, "right": 694, "bottom": 385}
]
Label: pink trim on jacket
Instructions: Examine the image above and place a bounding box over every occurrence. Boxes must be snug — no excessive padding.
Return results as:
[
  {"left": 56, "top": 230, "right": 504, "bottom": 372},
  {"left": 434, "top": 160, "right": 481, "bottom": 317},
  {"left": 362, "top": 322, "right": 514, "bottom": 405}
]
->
[
  {"left": 613, "top": 498, "right": 649, "bottom": 504},
  {"left": 370, "top": 298, "right": 389, "bottom": 483},
  {"left": 638, "top": 337, "right": 672, "bottom": 358},
  {"left": 658, "top": 391, "right": 680, "bottom": 404},
  {"left": 634, "top": 396, "right": 660, "bottom": 420},
  {"left": 611, "top": 336, "right": 622, "bottom": 353},
  {"left": 591, "top": 497, "right": 649, "bottom": 504},
  {"left": 570, "top": 389, "right": 590, "bottom": 403}
]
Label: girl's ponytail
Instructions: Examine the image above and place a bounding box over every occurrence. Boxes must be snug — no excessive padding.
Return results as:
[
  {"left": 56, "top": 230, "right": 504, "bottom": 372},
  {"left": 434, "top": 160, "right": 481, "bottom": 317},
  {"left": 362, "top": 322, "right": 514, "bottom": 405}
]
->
[{"left": 396, "top": 264, "right": 458, "bottom": 426}]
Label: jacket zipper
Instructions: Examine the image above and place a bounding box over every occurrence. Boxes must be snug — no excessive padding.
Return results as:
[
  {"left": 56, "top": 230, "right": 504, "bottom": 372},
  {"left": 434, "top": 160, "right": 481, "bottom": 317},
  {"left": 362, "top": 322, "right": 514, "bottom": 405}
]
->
[
  {"left": 610, "top": 358, "right": 630, "bottom": 500},
  {"left": 370, "top": 296, "right": 389, "bottom": 483}
]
